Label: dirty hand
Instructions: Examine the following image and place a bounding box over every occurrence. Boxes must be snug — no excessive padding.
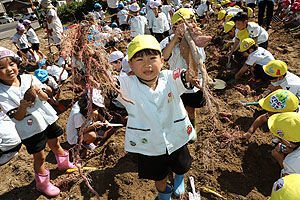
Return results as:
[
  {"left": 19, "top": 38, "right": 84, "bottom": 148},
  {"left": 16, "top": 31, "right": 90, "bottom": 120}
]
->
[
  {"left": 20, "top": 99, "right": 34, "bottom": 109},
  {"left": 271, "top": 148, "right": 285, "bottom": 161},
  {"left": 32, "top": 85, "right": 43, "bottom": 95}
]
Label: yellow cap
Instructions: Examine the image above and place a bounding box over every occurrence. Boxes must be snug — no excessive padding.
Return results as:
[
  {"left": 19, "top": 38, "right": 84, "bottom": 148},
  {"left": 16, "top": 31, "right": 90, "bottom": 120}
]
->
[
  {"left": 217, "top": 10, "right": 226, "bottom": 20},
  {"left": 171, "top": 8, "right": 196, "bottom": 24},
  {"left": 247, "top": 7, "right": 253, "bottom": 17},
  {"left": 263, "top": 60, "right": 288, "bottom": 77},
  {"left": 239, "top": 37, "right": 254, "bottom": 52},
  {"left": 258, "top": 89, "right": 299, "bottom": 113},
  {"left": 127, "top": 35, "right": 161, "bottom": 60},
  {"left": 268, "top": 112, "right": 300, "bottom": 142},
  {"left": 270, "top": 174, "right": 300, "bottom": 200},
  {"left": 234, "top": 5, "right": 240, "bottom": 8},
  {"left": 221, "top": 0, "right": 230, "bottom": 6},
  {"left": 225, "top": 13, "right": 234, "bottom": 22},
  {"left": 216, "top": 3, "right": 221, "bottom": 8},
  {"left": 224, "top": 21, "right": 235, "bottom": 33}
]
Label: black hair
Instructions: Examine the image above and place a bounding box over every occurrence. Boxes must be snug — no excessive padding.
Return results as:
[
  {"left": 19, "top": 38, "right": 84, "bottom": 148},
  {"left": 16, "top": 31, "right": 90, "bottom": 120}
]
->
[
  {"left": 233, "top": 12, "right": 248, "bottom": 22},
  {"left": 78, "top": 93, "right": 99, "bottom": 117},
  {"left": 131, "top": 49, "right": 161, "bottom": 60}
]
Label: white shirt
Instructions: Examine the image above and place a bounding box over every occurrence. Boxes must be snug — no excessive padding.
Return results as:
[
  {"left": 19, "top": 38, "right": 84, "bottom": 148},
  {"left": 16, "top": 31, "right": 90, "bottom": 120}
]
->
[
  {"left": 196, "top": 3, "right": 212, "bottom": 17},
  {"left": 281, "top": 147, "right": 300, "bottom": 176},
  {"left": 173, "top": 0, "right": 182, "bottom": 6},
  {"left": 245, "top": 0, "right": 257, "bottom": 4},
  {"left": 47, "top": 8, "right": 63, "bottom": 36},
  {"left": 161, "top": 5, "right": 172, "bottom": 23},
  {"left": 66, "top": 102, "right": 90, "bottom": 145},
  {"left": 107, "top": 0, "right": 119, "bottom": 8},
  {"left": 0, "top": 74, "right": 58, "bottom": 140},
  {"left": 43, "top": 75, "right": 59, "bottom": 90},
  {"left": 129, "top": 15, "right": 148, "bottom": 38},
  {"left": 245, "top": 47, "right": 274, "bottom": 66},
  {"left": 117, "top": 9, "right": 129, "bottom": 25},
  {"left": 12, "top": 32, "right": 30, "bottom": 49},
  {"left": 47, "top": 65, "right": 68, "bottom": 81},
  {"left": 160, "top": 34, "right": 206, "bottom": 93},
  {"left": 146, "top": 9, "right": 155, "bottom": 29},
  {"left": 94, "top": 10, "right": 105, "bottom": 20},
  {"left": 226, "top": 7, "right": 242, "bottom": 15},
  {"left": 116, "top": 70, "right": 196, "bottom": 156},
  {"left": 26, "top": 28, "right": 39, "bottom": 44},
  {"left": 271, "top": 72, "right": 300, "bottom": 99},
  {"left": 247, "top": 22, "right": 268, "bottom": 44},
  {"left": 152, "top": 12, "right": 170, "bottom": 33},
  {"left": 0, "top": 112, "right": 21, "bottom": 152}
]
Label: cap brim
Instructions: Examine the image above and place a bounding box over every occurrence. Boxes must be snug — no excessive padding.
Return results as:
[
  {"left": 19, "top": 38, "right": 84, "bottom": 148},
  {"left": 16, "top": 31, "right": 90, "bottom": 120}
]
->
[{"left": 210, "top": 79, "right": 226, "bottom": 89}]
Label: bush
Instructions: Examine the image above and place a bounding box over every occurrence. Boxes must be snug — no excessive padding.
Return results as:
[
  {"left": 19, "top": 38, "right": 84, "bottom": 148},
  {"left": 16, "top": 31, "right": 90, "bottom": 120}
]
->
[{"left": 58, "top": 0, "right": 104, "bottom": 23}]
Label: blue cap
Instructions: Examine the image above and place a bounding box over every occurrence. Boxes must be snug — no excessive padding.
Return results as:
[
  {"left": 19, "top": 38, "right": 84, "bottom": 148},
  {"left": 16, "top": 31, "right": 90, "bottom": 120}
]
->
[
  {"left": 142, "top": 3, "right": 146, "bottom": 6},
  {"left": 38, "top": 58, "right": 47, "bottom": 68},
  {"left": 34, "top": 69, "right": 48, "bottom": 83},
  {"left": 118, "top": 2, "right": 125, "bottom": 8},
  {"left": 139, "top": 11, "right": 145, "bottom": 15},
  {"left": 112, "top": 22, "right": 118, "bottom": 27},
  {"left": 94, "top": 3, "right": 102, "bottom": 8},
  {"left": 127, "top": 0, "right": 131, "bottom": 2}
]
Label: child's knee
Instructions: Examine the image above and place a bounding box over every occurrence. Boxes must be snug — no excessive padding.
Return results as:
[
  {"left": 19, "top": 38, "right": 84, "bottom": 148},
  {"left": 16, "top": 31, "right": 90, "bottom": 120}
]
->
[{"left": 83, "top": 132, "right": 97, "bottom": 144}]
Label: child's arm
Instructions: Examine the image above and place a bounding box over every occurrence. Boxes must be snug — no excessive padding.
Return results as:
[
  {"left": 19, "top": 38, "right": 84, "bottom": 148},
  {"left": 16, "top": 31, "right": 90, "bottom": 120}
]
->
[
  {"left": 33, "top": 85, "right": 48, "bottom": 101},
  {"left": 235, "top": 64, "right": 251, "bottom": 80},
  {"left": 242, "top": 113, "right": 268, "bottom": 140},
  {"left": 226, "top": 39, "right": 239, "bottom": 57}
]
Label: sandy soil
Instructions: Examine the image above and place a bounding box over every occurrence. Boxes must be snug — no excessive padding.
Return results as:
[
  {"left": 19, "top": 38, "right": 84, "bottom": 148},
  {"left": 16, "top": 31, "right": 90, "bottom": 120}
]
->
[{"left": 0, "top": 15, "right": 300, "bottom": 200}]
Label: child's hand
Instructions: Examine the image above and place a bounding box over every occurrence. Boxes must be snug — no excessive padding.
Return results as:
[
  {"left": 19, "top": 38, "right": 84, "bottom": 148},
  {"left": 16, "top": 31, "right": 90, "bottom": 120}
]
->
[
  {"left": 241, "top": 132, "right": 251, "bottom": 140},
  {"left": 20, "top": 99, "right": 34, "bottom": 109},
  {"left": 92, "top": 121, "right": 104, "bottom": 129},
  {"left": 271, "top": 148, "right": 285, "bottom": 161}
]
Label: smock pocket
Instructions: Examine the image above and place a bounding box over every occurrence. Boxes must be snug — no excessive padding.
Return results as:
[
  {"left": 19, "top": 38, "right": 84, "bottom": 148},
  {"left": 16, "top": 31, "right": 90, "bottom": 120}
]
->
[{"left": 126, "top": 126, "right": 151, "bottom": 147}]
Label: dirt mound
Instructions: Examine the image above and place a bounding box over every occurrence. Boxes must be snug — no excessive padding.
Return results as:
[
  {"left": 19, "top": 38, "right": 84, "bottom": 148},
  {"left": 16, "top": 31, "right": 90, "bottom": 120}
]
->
[{"left": 0, "top": 18, "right": 300, "bottom": 200}]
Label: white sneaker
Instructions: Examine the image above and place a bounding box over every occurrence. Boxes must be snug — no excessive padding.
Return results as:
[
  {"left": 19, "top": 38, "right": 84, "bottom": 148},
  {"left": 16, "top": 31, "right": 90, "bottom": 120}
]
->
[
  {"left": 0, "top": 151, "right": 18, "bottom": 166},
  {"left": 82, "top": 143, "right": 96, "bottom": 151}
]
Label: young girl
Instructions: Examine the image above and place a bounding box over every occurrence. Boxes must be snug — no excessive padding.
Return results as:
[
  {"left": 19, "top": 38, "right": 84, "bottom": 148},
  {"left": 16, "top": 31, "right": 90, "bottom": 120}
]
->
[
  {"left": 23, "top": 20, "right": 46, "bottom": 60},
  {"left": 0, "top": 47, "right": 77, "bottom": 197}
]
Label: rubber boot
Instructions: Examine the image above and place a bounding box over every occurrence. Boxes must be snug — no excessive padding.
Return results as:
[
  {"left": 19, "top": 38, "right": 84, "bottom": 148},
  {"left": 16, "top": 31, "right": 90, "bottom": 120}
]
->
[
  {"left": 35, "top": 168, "right": 60, "bottom": 196},
  {"left": 55, "top": 150, "right": 78, "bottom": 171},
  {"left": 174, "top": 174, "right": 185, "bottom": 197},
  {"left": 189, "top": 118, "right": 197, "bottom": 143},
  {"left": 158, "top": 184, "right": 172, "bottom": 200}
]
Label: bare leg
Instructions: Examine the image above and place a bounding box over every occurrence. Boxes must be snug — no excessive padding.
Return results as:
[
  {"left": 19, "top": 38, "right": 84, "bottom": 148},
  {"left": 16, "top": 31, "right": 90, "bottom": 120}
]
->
[
  {"left": 33, "top": 150, "right": 46, "bottom": 174},
  {"left": 155, "top": 176, "right": 168, "bottom": 192},
  {"left": 47, "top": 138, "right": 65, "bottom": 156}
]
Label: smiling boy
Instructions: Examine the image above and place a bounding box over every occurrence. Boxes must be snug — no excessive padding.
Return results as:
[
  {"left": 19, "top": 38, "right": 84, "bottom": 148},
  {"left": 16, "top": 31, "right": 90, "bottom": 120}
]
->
[{"left": 116, "top": 35, "right": 200, "bottom": 199}]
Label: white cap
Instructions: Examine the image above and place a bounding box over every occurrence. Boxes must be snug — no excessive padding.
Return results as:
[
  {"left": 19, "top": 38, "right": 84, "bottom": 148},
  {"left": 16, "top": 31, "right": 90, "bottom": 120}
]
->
[
  {"left": 0, "top": 47, "right": 20, "bottom": 61},
  {"left": 88, "top": 88, "right": 105, "bottom": 108},
  {"left": 184, "top": 3, "right": 191, "bottom": 8},
  {"left": 121, "top": 55, "right": 131, "bottom": 73},
  {"left": 150, "top": 0, "right": 162, "bottom": 8},
  {"left": 109, "top": 51, "right": 124, "bottom": 63},
  {"left": 103, "top": 25, "right": 112, "bottom": 32},
  {"left": 40, "top": 0, "right": 54, "bottom": 8},
  {"left": 129, "top": 3, "right": 140, "bottom": 12}
]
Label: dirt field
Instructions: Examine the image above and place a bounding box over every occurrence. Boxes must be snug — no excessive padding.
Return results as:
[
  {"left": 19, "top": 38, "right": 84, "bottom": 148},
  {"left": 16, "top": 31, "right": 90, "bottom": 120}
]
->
[{"left": 0, "top": 14, "right": 300, "bottom": 200}]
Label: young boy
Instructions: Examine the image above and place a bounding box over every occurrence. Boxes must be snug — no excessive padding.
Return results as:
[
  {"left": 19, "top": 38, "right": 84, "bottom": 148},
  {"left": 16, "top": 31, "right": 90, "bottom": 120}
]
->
[
  {"left": 268, "top": 112, "right": 300, "bottom": 176},
  {"left": 235, "top": 38, "right": 274, "bottom": 80},
  {"left": 263, "top": 60, "right": 300, "bottom": 99},
  {"left": 223, "top": 21, "right": 236, "bottom": 40},
  {"left": 160, "top": 8, "right": 209, "bottom": 143},
  {"left": 127, "top": 3, "right": 148, "bottom": 38},
  {"left": 117, "top": 2, "right": 129, "bottom": 31},
  {"left": 150, "top": 1, "right": 170, "bottom": 42},
  {"left": 196, "top": 0, "right": 214, "bottom": 28},
  {"left": 116, "top": 34, "right": 199, "bottom": 199},
  {"left": 94, "top": 3, "right": 105, "bottom": 21},
  {"left": 228, "top": 11, "right": 269, "bottom": 58},
  {"left": 270, "top": 174, "right": 300, "bottom": 199},
  {"left": 109, "top": 51, "right": 124, "bottom": 73},
  {"left": 242, "top": 89, "right": 299, "bottom": 140}
]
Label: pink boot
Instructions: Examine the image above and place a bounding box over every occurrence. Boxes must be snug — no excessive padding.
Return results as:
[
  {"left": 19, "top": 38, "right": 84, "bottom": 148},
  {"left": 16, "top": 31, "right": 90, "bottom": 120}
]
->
[
  {"left": 55, "top": 150, "right": 78, "bottom": 171},
  {"left": 35, "top": 168, "right": 60, "bottom": 196}
]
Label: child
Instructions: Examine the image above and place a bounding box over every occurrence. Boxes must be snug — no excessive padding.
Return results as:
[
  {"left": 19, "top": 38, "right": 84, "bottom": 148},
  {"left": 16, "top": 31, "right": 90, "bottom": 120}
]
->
[
  {"left": 115, "top": 34, "right": 200, "bottom": 199},
  {"left": 228, "top": 11, "right": 269, "bottom": 58},
  {"left": 279, "top": 0, "right": 291, "bottom": 19},
  {"left": 121, "top": 55, "right": 135, "bottom": 76},
  {"left": 0, "top": 47, "right": 77, "bottom": 197},
  {"left": 283, "top": 3, "right": 300, "bottom": 28},
  {"left": 109, "top": 51, "right": 124, "bottom": 73},
  {"left": 0, "top": 111, "right": 21, "bottom": 166},
  {"left": 263, "top": 60, "right": 300, "bottom": 99},
  {"left": 151, "top": 1, "right": 170, "bottom": 42},
  {"left": 117, "top": 2, "right": 129, "bottom": 31},
  {"left": 242, "top": 89, "right": 299, "bottom": 140},
  {"left": 127, "top": 3, "right": 148, "bottom": 38},
  {"left": 270, "top": 174, "right": 300, "bottom": 199},
  {"left": 39, "top": 58, "right": 68, "bottom": 83},
  {"left": 196, "top": 0, "right": 214, "bottom": 28},
  {"left": 268, "top": 112, "right": 300, "bottom": 176},
  {"left": 235, "top": 38, "right": 274, "bottom": 81},
  {"left": 23, "top": 20, "right": 46, "bottom": 60},
  {"left": 223, "top": 21, "right": 236, "bottom": 41},
  {"left": 160, "top": 8, "right": 209, "bottom": 142},
  {"left": 66, "top": 89, "right": 108, "bottom": 150},
  {"left": 12, "top": 23, "right": 36, "bottom": 62},
  {"left": 94, "top": 3, "right": 105, "bottom": 21}
]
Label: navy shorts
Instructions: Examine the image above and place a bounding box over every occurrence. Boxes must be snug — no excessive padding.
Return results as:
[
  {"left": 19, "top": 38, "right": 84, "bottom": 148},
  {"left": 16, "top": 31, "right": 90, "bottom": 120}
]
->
[
  {"left": 181, "top": 90, "right": 205, "bottom": 108},
  {"left": 31, "top": 43, "right": 40, "bottom": 51},
  {"left": 22, "top": 122, "right": 63, "bottom": 154},
  {"left": 137, "top": 144, "right": 192, "bottom": 181}
]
